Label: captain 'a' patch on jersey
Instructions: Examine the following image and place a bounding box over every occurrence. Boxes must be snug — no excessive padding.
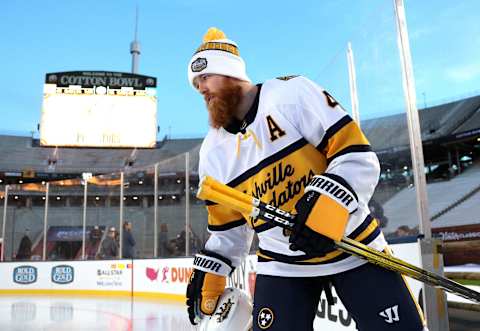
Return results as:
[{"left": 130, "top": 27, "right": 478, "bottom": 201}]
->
[
  {"left": 199, "top": 75, "right": 385, "bottom": 275},
  {"left": 265, "top": 115, "right": 286, "bottom": 142}
]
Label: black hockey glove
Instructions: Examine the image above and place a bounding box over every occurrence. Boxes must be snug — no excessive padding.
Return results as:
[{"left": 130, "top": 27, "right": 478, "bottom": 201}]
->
[
  {"left": 289, "top": 190, "right": 336, "bottom": 256},
  {"left": 289, "top": 174, "right": 358, "bottom": 256},
  {"left": 186, "top": 250, "right": 234, "bottom": 325}
]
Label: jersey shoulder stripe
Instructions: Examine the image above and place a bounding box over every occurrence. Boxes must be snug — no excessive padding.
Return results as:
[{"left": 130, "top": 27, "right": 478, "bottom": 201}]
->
[
  {"left": 327, "top": 145, "right": 373, "bottom": 164},
  {"left": 316, "top": 115, "right": 372, "bottom": 162},
  {"left": 317, "top": 115, "right": 353, "bottom": 151}
]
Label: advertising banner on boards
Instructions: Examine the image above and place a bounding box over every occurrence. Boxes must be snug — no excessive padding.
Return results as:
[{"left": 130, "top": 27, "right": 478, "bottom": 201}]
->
[{"left": 0, "top": 260, "right": 132, "bottom": 292}]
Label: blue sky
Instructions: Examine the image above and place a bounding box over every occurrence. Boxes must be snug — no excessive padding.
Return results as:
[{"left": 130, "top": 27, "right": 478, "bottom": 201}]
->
[{"left": 1, "top": 0, "right": 479, "bottom": 139}]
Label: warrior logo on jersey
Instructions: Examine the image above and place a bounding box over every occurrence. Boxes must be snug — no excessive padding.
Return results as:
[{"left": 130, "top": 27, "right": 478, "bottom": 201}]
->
[
  {"left": 266, "top": 115, "right": 286, "bottom": 142},
  {"left": 379, "top": 305, "right": 400, "bottom": 324},
  {"left": 257, "top": 307, "right": 274, "bottom": 329},
  {"left": 191, "top": 57, "right": 208, "bottom": 72}
]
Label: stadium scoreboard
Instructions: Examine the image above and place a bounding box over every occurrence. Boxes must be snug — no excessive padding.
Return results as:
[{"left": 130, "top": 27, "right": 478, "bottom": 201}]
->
[{"left": 39, "top": 71, "right": 158, "bottom": 148}]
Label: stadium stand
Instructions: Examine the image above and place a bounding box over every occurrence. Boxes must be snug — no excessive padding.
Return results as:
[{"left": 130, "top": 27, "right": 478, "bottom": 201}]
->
[
  {"left": 432, "top": 185, "right": 480, "bottom": 228},
  {"left": 362, "top": 95, "right": 480, "bottom": 152},
  {"left": 382, "top": 160, "right": 480, "bottom": 233},
  {"left": 0, "top": 135, "right": 202, "bottom": 180}
]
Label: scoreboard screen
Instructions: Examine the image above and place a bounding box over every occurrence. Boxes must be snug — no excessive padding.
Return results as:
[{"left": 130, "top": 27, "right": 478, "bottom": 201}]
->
[{"left": 39, "top": 71, "right": 158, "bottom": 148}]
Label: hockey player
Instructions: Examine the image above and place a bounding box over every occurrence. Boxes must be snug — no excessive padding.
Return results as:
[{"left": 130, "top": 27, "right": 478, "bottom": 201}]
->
[{"left": 186, "top": 27, "right": 427, "bottom": 330}]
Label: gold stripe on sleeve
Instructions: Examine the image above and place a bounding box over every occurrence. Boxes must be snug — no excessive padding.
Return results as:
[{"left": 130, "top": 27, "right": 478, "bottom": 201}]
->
[{"left": 322, "top": 121, "right": 370, "bottom": 159}]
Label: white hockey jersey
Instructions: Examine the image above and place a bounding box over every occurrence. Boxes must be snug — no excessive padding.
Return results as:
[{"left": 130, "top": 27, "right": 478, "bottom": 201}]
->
[{"left": 198, "top": 76, "right": 387, "bottom": 277}]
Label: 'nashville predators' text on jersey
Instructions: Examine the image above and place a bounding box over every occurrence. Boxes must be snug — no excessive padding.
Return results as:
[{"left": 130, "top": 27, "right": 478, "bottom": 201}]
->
[{"left": 198, "top": 76, "right": 387, "bottom": 277}]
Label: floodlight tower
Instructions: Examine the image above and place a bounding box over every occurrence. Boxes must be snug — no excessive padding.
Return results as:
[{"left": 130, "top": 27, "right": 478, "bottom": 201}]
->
[{"left": 130, "top": 6, "right": 141, "bottom": 74}]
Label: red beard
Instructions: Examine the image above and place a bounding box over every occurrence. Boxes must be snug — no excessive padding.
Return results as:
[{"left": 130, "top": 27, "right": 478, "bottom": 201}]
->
[{"left": 206, "top": 80, "right": 243, "bottom": 129}]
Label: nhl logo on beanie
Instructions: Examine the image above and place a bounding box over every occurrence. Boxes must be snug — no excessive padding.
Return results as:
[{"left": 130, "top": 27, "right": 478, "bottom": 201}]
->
[{"left": 191, "top": 58, "right": 208, "bottom": 72}]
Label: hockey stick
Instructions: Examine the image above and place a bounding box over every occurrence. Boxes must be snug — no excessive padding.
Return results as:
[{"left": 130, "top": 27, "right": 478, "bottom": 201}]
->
[{"left": 197, "top": 176, "right": 480, "bottom": 304}]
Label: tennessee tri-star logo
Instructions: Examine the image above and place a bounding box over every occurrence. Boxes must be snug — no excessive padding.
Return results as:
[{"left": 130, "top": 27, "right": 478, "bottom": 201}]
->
[{"left": 257, "top": 307, "right": 274, "bottom": 329}]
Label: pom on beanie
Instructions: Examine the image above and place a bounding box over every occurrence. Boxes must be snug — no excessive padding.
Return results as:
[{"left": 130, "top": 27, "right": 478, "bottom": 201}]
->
[{"left": 203, "top": 27, "right": 226, "bottom": 42}]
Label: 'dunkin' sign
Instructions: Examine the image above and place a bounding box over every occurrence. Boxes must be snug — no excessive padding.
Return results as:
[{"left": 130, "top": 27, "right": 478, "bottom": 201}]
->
[
  {"left": 13, "top": 266, "right": 37, "bottom": 284},
  {"left": 51, "top": 265, "right": 74, "bottom": 284}
]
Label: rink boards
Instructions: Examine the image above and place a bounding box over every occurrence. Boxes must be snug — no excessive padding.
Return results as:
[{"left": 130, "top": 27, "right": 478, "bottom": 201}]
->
[{"left": 0, "top": 242, "right": 477, "bottom": 330}]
